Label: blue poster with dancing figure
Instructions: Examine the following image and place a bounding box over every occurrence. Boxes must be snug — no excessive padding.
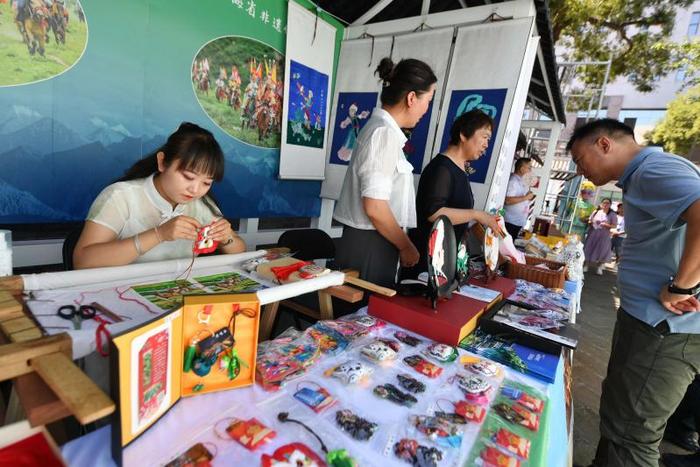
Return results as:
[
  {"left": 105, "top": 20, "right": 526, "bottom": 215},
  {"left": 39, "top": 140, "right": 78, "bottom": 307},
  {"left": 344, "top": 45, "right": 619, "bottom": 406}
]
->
[
  {"left": 286, "top": 60, "right": 329, "bottom": 149},
  {"left": 328, "top": 91, "right": 377, "bottom": 165},
  {"left": 439, "top": 89, "right": 508, "bottom": 184}
]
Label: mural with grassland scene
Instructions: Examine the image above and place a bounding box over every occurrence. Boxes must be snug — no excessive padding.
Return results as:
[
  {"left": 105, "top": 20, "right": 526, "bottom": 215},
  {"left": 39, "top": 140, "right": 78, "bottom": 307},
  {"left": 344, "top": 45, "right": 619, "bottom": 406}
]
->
[
  {"left": 0, "top": 0, "right": 87, "bottom": 86},
  {"left": 192, "top": 36, "right": 284, "bottom": 148}
]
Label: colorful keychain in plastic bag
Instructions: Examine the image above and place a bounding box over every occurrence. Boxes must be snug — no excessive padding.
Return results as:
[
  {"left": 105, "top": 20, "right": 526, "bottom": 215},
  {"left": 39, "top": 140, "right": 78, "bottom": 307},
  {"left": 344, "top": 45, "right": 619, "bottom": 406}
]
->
[
  {"left": 396, "top": 373, "right": 426, "bottom": 394},
  {"left": 501, "top": 386, "right": 545, "bottom": 413},
  {"left": 393, "top": 438, "right": 443, "bottom": 467},
  {"left": 261, "top": 443, "right": 326, "bottom": 467},
  {"left": 404, "top": 355, "right": 443, "bottom": 378},
  {"left": 335, "top": 409, "right": 378, "bottom": 441},
  {"left": 435, "top": 398, "right": 486, "bottom": 424},
  {"left": 422, "top": 343, "right": 458, "bottom": 363},
  {"left": 493, "top": 403, "right": 540, "bottom": 431},
  {"left": 373, "top": 383, "right": 417, "bottom": 407},
  {"left": 480, "top": 446, "right": 521, "bottom": 467},
  {"left": 409, "top": 415, "right": 463, "bottom": 448},
  {"left": 214, "top": 416, "right": 276, "bottom": 451},
  {"left": 164, "top": 442, "right": 217, "bottom": 467},
  {"left": 294, "top": 382, "right": 337, "bottom": 413},
  {"left": 325, "top": 360, "right": 373, "bottom": 385},
  {"left": 494, "top": 427, "right": 531, "bottom": 460}
]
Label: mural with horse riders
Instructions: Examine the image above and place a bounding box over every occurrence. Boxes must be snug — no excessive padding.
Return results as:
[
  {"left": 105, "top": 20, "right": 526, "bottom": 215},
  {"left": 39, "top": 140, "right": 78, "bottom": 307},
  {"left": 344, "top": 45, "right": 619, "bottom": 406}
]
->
[
  {"left": 193, "top": 36, "right": 284, "bottom": 149},
  {"left": 0, "top": 0, "right": 87, "bottom": 86},
  {"left": 0, "top": 0, "right": 340, "bottom": 223}
]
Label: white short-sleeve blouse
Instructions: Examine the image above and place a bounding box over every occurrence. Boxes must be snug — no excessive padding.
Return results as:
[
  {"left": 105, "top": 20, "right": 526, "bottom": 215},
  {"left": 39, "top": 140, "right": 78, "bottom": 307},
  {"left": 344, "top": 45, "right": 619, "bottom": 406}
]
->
[
  {"left": 86, "top": 174, "right": 218, "bottom": 263},
  {"left": 333, "top": 108, "right": 416, "bottom": 229}
]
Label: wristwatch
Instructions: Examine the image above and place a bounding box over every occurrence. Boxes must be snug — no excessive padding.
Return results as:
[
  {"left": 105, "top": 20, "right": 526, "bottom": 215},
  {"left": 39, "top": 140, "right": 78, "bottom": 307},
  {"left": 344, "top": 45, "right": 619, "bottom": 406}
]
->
[{"left": 668, "top": 276, "right": 700, "bottom": 296}]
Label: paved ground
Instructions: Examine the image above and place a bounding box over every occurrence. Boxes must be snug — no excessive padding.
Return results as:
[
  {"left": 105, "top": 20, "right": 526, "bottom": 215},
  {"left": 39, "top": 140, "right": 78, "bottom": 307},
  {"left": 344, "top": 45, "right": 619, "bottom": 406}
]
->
[{"left": 573, "top": 264, "right": 692, "bottom": 466}]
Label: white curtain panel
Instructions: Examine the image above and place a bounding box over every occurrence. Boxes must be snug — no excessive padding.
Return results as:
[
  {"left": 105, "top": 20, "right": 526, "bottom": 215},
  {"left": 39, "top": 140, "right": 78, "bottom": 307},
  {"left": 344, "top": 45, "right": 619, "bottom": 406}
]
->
[
  {"left": 436, "top": 18, "right": 536, "bottom": 210},
  {"left": 320, "top": 36, "right": 391, "bottom": 199},
  {"left": 388, "top": 27, "right": 455, "bottom": 178},
  {"left": 320, "top": 27, "right": 455, "bottom": 200}
]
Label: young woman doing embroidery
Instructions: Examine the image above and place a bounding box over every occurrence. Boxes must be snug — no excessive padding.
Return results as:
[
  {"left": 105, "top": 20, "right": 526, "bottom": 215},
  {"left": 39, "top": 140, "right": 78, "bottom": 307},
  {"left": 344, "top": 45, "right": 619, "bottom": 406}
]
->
[{"left": 73, "top": 122, "right": 245, "bottom": 269}]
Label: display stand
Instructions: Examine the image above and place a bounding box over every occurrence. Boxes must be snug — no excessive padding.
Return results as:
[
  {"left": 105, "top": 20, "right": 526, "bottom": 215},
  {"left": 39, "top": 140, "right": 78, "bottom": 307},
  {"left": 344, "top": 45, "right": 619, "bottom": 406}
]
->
[{"left": 367, "top": 289, "right": 501, "bottom": 346}]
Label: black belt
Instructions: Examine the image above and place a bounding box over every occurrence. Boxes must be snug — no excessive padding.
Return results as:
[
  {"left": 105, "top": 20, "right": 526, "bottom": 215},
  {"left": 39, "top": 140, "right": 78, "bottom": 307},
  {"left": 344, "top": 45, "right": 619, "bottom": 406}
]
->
[
  {"left": 621, "top": 308, "right": 671, "bottom": 336},
  {"left": 655, "top": 320, "right": 671, "bottom": 335}
]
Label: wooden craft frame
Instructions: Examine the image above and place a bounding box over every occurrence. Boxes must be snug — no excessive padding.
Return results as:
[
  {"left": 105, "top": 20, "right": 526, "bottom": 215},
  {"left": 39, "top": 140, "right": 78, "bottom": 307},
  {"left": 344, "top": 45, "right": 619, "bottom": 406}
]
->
[{"left": 0, "top": 278, "right": 114, "bottom": 427}]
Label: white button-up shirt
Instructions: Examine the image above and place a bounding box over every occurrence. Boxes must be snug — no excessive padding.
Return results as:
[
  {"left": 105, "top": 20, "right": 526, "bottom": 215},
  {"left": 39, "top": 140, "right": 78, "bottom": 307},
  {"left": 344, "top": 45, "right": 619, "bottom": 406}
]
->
[
  {"left": 504, "top": 173, "right": 530, "bottom": 227},
  {"left": 86, "top": 174, "right": 218, "bottom": 263},
  {"left": 333, "top": 108, "right": 416, "bottom": 229}
]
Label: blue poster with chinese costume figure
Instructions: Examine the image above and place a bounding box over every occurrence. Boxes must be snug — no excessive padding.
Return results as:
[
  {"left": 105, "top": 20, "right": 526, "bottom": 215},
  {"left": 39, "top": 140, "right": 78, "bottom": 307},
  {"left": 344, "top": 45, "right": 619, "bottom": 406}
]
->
[
  {"left": 439, "top": 89, "right": 508, "bottom": 184},
  {"left": 286, "top": 60, "right": 329, "bottom": 149},
  {"left": 328, "top": 91, "right": 377, "bottom": 165}
]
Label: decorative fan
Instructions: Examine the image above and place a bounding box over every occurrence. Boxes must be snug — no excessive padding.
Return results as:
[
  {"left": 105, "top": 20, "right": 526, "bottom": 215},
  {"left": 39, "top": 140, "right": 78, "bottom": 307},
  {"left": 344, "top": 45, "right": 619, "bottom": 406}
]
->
[
  {"left": 427, "top": 216, "right": 458, "bottom": 309},
  {"left": 484, "top": 226, "right": 500, "bottom": 272}
]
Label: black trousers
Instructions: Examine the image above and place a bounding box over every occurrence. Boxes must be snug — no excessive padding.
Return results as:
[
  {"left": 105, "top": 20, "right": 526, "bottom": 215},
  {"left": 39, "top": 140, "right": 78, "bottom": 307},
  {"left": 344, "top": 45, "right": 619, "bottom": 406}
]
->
[
  {"left": 504, "top": 222, "right": 523, "bottom": 239},
  {"left": 334, "top": 225, "right": 399, "bottom": 289}
]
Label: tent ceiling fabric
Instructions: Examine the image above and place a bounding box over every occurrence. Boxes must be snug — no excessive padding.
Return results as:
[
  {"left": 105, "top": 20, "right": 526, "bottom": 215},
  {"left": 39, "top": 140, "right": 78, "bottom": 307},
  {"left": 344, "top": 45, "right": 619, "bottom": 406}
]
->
[{"left": 316, "top": 0, "right": 566, "bottom": 123}]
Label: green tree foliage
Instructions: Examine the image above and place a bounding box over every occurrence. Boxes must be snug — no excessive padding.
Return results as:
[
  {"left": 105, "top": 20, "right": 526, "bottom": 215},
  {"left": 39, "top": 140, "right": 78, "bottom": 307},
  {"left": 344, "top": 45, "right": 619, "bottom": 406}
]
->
[
  {"left": 550, "top": 0, "right": 693, "bottom": 92},
  {"left": 647, "top": 85, "right": 700, "bottom": 156},
  {"left": 653, "top": 41, "right": 700, "bottom": 88}
]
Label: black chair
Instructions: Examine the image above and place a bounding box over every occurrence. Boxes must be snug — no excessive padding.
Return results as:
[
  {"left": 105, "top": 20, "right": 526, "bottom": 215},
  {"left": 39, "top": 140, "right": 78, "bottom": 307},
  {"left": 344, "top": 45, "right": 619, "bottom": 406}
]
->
[
  {"left": 62, "top": 223, "right": 85, "bottom": 271},
  {"left": 276, "top": 228, "right": 335, "bottom": 262},
  {"left": 272, "top": 229, "right": 364, "bottom": 336}
]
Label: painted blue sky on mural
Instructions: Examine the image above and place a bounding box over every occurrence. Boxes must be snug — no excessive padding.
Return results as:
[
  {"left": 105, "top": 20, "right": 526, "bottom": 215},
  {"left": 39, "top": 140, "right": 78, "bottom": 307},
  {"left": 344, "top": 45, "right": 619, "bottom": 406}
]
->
[{"left": 0, "top": 0, "right": 323, "bottom": 224}]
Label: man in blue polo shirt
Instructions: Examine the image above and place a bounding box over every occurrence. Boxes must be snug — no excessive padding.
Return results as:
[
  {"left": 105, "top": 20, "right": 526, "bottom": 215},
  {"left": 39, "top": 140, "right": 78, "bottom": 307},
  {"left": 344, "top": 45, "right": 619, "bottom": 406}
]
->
[{"left": 568, "top": 119, "right": 700, "bottom": 467}]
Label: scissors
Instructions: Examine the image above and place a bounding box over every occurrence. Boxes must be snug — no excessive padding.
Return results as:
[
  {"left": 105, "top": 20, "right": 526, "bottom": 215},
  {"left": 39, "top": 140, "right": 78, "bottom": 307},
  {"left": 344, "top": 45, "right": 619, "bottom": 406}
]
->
[{"left": 57, "top": 304, "right": 97, "bottom": 330}]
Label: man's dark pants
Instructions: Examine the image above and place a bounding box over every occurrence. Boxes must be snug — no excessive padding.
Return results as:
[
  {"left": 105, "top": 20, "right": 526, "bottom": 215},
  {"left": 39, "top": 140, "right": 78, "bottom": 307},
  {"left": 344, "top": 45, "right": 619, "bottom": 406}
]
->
[
  {"left": 504, "top": 222, "right": 522, "bottom": 239},
  {"left": 593, "top": 309, "right": 700, "bottom": 466}
]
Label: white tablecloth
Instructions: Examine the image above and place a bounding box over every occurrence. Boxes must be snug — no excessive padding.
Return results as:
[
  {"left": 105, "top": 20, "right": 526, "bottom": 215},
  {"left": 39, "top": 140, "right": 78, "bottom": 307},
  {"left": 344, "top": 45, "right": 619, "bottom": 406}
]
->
[{"left": 61, "top": 311, "right": 567, "bottom": 467}]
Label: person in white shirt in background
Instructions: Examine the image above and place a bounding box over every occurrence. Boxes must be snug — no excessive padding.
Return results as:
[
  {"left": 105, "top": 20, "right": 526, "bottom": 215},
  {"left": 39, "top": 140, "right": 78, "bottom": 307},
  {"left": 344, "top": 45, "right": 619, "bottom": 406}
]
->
[
  {"left": 333, "top": 57, "right": 437, "bottom": 288},
  {"left": 73, "top": 122, "right": 245, "bottom": 269},
  {"left": 504, "top": 158, "right": 535, "bottom": 239},
  {"left": 611, "top": 202, "right": 626, "bottom": 264}
]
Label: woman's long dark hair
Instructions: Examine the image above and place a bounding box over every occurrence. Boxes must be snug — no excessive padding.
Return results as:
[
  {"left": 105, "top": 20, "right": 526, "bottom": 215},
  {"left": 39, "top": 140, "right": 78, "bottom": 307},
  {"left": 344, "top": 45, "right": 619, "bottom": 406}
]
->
[
  {"left": 117, "top": 122, "right": 225, "bottom": 216},
  {"left": 118, "top": 122, "right": 225, "bottom": 183},
  {"left": 375, "top": 57, "right": 437, "bottom": 106}
]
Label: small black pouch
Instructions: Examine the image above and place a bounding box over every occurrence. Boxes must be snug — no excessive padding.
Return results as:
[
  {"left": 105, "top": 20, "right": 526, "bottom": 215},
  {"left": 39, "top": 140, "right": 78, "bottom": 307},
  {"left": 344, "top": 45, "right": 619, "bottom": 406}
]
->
[{"left": 198, "top": 327, "right": 234, "bottom": 360}]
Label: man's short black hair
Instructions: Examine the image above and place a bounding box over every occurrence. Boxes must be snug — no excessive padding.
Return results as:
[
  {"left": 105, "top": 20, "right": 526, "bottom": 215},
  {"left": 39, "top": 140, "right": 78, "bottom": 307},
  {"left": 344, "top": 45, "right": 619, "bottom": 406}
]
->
[
  {"left": 566, "top": 118, "right": 636, "bottom": 152},
  {"left": 514, "top": 157, "right": 532, "bottom": 172}
]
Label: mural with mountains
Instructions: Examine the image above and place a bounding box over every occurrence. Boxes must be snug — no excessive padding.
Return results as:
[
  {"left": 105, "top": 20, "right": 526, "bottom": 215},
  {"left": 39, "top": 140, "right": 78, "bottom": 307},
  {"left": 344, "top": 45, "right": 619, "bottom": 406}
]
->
[{"left": 0, "top": 0, "right": 324, "bottom": 224}]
